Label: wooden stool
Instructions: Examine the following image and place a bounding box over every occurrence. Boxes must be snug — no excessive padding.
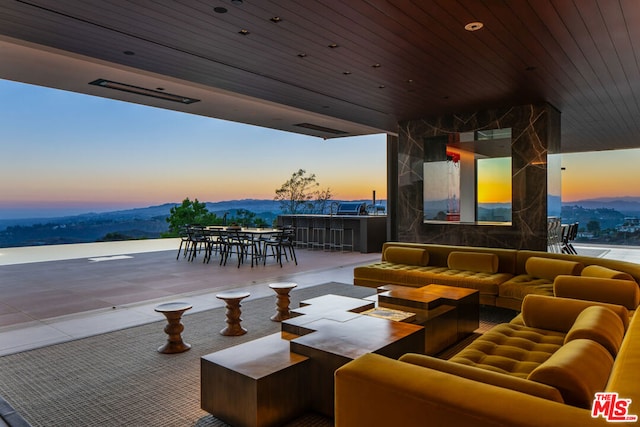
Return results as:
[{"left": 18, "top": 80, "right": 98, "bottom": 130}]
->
[
  {"left": 216, "top": 291, "right": 251, "bottom": 336},
  {"left": 154, "top": 302, "right": 192, "bottom": 354},
  {"left": 269, "top": 282, "right": 297, "bottom": 321}
]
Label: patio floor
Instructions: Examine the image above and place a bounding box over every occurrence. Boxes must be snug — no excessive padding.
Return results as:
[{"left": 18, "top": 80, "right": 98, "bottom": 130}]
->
[
  {"left": 1, "top": 239, "right": 638, "bottom": 356},
  {"left": 0, "top": 239, "right": 380, "bottom": 355}
]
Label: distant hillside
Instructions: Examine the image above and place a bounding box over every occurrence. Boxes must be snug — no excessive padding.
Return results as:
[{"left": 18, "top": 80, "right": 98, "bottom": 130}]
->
[
  {"left": 563, "top": 197, "right": 640, "bottom": 216},
  {"left": 205, "top": 199, "right": 282, "bottom": 215},
  {"left": 0, "top": 200, "right": 280, "bottom": 231},
  {"left": 0, "top": 199, "right": 384, "bottom": 247}
]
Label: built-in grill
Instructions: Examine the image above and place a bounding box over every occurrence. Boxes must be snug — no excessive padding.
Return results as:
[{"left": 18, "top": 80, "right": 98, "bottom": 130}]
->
[{"left": 336, "top": 202, "right": 367, "bottom": 215}]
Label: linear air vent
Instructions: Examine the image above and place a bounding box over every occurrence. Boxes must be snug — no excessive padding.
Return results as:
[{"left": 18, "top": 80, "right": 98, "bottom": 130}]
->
[
  {"left": 89, "top": 79, "right": 200, "bottom": 104},
  {"left": 294, "top": 123, "right": 348, "bottom": 135}
]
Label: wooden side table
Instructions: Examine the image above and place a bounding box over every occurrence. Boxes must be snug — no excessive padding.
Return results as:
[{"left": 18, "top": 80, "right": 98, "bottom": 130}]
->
[
  {"left": 154, "top": 302, "right": 192, "bottom": 354},
  {"left": 216, "top": 291, "right": 251, "bottom": 336},
  {"left": 269, "top": 282, "right": 297, "bottom": 322}
]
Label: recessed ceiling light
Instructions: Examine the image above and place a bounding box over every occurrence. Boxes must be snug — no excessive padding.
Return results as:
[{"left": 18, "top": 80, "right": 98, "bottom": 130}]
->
[
  {"left": 378, "top": 85, "right": 386, "bottom": 89},
  {"left": 238, "top": 29, "right": 250, "bottom": 35},
  {"left": 343, "top": 71, "right": 352, "bottom": 75},
  {"left": 123, "top": 51, "right": 135, "bottom": 56},
  {"left": 213, "top": 7, "right": 228, "bottom": 13},
  {"left": 372, "top": 63, "right": 381, "bottom": 68},
  {"left": 407, "top": 79, "right": 414, "bottom": 84},
  {"left": 297, "top": 53, "right": 307, "bottom": 58},
  {"left": 464, "top": 21, "right": 484, "bottom": 31},
  {"left": 270, "top": 16, "right": 282, "bottom": 23},
  {"left": 231, "top": 0, "right": 243, "bottom": 5},
  {"left": 328, "top": 43, "right": 338, "bottom": 48}
]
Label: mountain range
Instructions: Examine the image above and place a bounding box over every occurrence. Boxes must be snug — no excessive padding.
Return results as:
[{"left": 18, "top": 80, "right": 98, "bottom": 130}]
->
[
  {"left": 562, "top": 197, "right": 640, "bottom": 215},
  {"left": 2, "top": 196, "right": 639, "bottom": 233},
  {"left": 0, "top": 199, "right": 380, "bottom": 231}
]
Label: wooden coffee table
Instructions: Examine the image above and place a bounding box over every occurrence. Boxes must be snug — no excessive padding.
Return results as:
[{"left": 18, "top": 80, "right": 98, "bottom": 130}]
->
[
  {"left": 374, "top": 284, "right": 479, "bottom": 355},
  {"left": 201, "top": 293, "right": 424, "bottom": 426}
]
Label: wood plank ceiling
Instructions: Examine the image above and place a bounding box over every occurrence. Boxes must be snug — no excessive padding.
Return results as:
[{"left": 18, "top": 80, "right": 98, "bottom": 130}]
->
[{"left": 1, "top": 0, "right": 640, "bottom": 153}]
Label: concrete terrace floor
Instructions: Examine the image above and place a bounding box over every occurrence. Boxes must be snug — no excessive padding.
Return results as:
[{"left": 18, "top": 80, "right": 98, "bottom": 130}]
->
[
  {"left": 0, "top": 239, "right": 380, "bottom": 355},
  {"left": 1, "top": 239, "right": 639, "bottom": 356}
]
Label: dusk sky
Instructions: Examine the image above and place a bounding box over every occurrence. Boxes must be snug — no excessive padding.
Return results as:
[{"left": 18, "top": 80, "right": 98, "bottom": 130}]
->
[
  {"left": 1, "top": 78, "right": 639, "bottom": 219},
  {"left": 1, "top": 79, "right": 387, "bottom": 219}
]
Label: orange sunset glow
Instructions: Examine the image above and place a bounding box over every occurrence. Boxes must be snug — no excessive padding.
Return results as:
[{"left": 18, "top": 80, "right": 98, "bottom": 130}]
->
[
  {"left": 477, "top": 157, "right": 512, "bottom": 204},
  {"left": 1, "top": 79, "right": 387, "bottom": 219},
  {"left": 562, "top": 149, "right": 640, "bottom": 201}
]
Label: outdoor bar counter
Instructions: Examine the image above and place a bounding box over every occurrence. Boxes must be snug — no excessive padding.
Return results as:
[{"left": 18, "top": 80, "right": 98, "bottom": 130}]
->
[{"left": 277, "top": 214, "right": 387, "bottom": 253}]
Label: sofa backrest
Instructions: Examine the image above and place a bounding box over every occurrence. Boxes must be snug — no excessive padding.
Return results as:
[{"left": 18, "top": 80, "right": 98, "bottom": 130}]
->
[
  {"left": 516, "top": 250, "right": 640, "bottom": 284},
  {"left": 605, "top": 309, "right": 640, "bottom": 410},
  {"left": 381, "top": 242, "right": 518, "bottom": 274}
]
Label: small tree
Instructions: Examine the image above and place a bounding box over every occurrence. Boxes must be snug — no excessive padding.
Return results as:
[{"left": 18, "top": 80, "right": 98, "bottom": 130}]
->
[
  {"left": 233, "top": 209, "right": 256, "bottom": 227},
  {"left": 274, "top": 169, "right": 319, "bottom": 214},
  {"left": 313, "top": 187, "right": 334, "bottom": 214},
  {"left": 164, "top": 198, "right": 217, "bottom": 236}
]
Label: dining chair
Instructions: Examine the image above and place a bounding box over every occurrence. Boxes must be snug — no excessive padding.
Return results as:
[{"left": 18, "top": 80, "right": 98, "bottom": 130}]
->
[
  {"left": 176, "top": 225, "right": 191, "bottom": 260},
  {"left": 263, "top": 228, "right": 297, "bottom": 267},
  {"left": 223, "top": 229, "right": 260, "bottom": 267},
  {"left": 187, "top": 225, "right": 212, "bottom": 262}
]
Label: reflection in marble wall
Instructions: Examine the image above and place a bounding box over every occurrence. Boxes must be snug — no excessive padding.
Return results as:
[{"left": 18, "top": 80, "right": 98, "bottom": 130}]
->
[{"left": 396, "top": 103, "right": 560, "bottom": 250}]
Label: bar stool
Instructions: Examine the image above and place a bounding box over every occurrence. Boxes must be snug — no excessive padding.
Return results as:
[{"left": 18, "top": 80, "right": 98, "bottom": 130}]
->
[
  {"left": 341, "top": 223, "right": 354, "bottom": 252},
  {"left": 216, "top": 291, "right": 250, "bottom": 336},
  {"left": 154, "top": 302, "right": 192, "bottom": 354},
  {"left": 268, "top": 282, "right": 297, "bottom": 321},
  {"left": 309, "top": 217, "right": 326, "bottom": 250},
  {"left": 328, "top": 215, "right": 344, "bottom": 251},
  {"left": 293, "top": 217, "right": 309, "bottom": 249}
]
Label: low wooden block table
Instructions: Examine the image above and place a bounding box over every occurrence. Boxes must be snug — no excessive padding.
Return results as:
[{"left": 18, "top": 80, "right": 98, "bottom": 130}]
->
[
  {"left": 201, "top": 293, "right": 424, "bottom": 425},
  {"left": 201, "top": 333, "right": 310, "bottom": 427},
  {"left": 419, "top": 284, "right": 480, "bottom": 340},
  {"left": 375, "top": 284, "right": 479, "bottom": 355},
  {"left": 288, "top": 313, "right": 423, "bottom": 416}
]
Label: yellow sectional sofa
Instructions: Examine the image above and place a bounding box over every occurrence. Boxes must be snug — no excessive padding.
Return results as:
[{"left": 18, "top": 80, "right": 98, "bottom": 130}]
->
[
  {"left": 335, "top": 294, "right": 640, "bottom": 427},
  {"left": 353, "top": 242, "right": 640, "bottom": 310}
]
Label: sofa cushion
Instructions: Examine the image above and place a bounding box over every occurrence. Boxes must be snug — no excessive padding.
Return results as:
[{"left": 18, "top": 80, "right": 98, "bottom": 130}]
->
[
  {"left": 525, "top": 257, "right": 584, "bottom": 281},
  {"left": 498, "top": 276, "right": 554, "bottom": 301},
  {"left": 384, "top": 246, "right": 429, "bottom": 266},
  {"left": 399, "top": 353, "right": 564, "bottom": 403},
  {"left": 564, "top": 306, "right": 625, "bottom": 357},
  {"left": 447, "top": 251, "right": 499, "bottom": 274},
  {"left": 449, "top": 323, "right": 565, "bottom": 379},
  {"left": 553, "top": 275, "right": 640, "bottom": 310},
  {"left": 527, "top": 339, "right": 613, "bottom": 409},
  {"left": 354, "top": 262, "right": 411, "bottom": 283},
  {"left": 403, "top": 267, "right": 510, "bottom": 296},
  {"left": 581, "top": 265, "right": 635, "bottom": 281}
]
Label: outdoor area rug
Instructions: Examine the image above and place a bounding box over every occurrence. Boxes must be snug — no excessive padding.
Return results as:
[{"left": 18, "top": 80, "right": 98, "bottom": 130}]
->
[
  {"left": 0, "top": 282, "right": 516, "bottom": 427},
  {"left": 0, "top": 282, "right": 374, "bottom": 427}
]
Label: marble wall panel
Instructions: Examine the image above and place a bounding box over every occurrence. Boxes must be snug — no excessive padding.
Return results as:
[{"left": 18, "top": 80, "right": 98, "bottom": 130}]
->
[{"left": 395, "top": 103, "right": 560, "bottom": 250}]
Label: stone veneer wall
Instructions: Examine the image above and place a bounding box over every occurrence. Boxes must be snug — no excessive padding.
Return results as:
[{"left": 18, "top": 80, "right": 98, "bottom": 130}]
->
[{"left": 396, "top": 103, "right": 560, "bottom": 250}]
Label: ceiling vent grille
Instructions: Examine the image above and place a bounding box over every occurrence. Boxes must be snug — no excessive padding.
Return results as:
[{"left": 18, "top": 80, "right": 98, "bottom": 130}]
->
[
  {"left": 294, "top": 123, "right": 348, "bottom": 135},
  {"left": 89, "top": 79, "right": 200, "bottom": 104}
]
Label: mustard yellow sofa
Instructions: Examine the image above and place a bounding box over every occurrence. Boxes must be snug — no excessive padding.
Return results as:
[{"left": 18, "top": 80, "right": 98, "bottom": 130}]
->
[
  {"left": 353, "top": 242, "right": 640, "bottom": 310},
  {"left": 335, "top": 294, "right": 640, "bottom": 427}
]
